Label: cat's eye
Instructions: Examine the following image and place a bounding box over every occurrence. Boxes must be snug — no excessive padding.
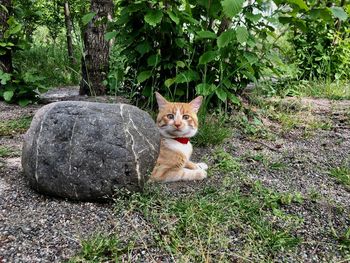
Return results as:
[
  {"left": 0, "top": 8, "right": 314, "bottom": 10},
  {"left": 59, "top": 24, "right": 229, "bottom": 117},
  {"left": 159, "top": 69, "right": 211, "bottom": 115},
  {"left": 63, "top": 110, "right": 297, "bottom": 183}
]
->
[
  {"left": 167, "top": 114, "right": 174, "bottom": 119},
  {"left": 183, "top": 115, "right": 190, "bottom": 120}
]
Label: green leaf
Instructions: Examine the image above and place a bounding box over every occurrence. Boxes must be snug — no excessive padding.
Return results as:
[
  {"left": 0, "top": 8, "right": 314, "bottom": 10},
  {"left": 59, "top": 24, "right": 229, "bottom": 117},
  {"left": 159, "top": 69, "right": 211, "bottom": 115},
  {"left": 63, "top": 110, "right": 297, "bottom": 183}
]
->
[
  {"left": 216, "top": 88, "right": 227, "bottom": 102},
  {"left": 176, "top": 61, "right": 186, "bottom": 68},
  {"left": 142, "top": 86, "right": 152, "bottom": 97},
  {"left": 309, "top": 8, "right": 332, "bottom": 22},
  {"left": 137, "top": 70, "right": 152, "bottom": 83},
  {"left": 175, "top": 70, "right": 199, "bottom": 83},
  {"left": 18, "top": 99, "right": 31, "bottom": 107},
  {"left": 136, "top": 42, "right": 151, "bottom": 55},
  {"left": 196, "top": 30, "right": 217, "bottom": 39},
  {"left": 227, "top": 93, "right": 240, "bottom": 105},
  {"left": 236, "top": 26, "right": 249, "bottom": 44},
  {"left": 217, "top": 30, "right": 235, "bottom": 48},
  {"left": 3, "top": 90, "right": 14, "bottom": 102},
  {"left": 330, "top": 7, "right": 348, "bottom": 21},
  {"left": 82, "top": 12, "right": 96, "bottom": 25},
  {"left": 288, "top": 0, "right": 309, "bottom": 10},
  {"left": 196, "top": 83, "right": 217, "bottom": 96},
  {"left": 4, "top": 17, "right": 21, "bottom": 37},
  {"left": 221, "top": 0, "right": 244, "bottom": 18},
  {"left": 175, "top": 38, "right": 186, "bottom": 48},
  {"left": 8, "top": 23, "right": 21, "bottom": 35},
  {"left": 165, "top": 78, "right": 175, "bottom": 88},
  {"left": 104, "top": 31, "right": 117, "bottom": 41},
  {"left": 243, "top": 52, "right": 259, "bottom": 64},
  {"left": 245, "top": 12, "right": 262, "bottom": 22},
  {"left": 0, "top": 4, "right": 9, "bottom": 13},
  {"left": 278, "top": 16, "right": 293, "bottom": 24},
  {"left": 147, "top": 54, "right": 160, "bottom": 66},
  {"left": 0, "top": 42, "right": 14, "bottom": 47},
  {"left": 144, "top": 10, "right": 163, "bottom": 26},
  {"left": 0, "top": 71, "right": 11, "bottom": 85},
  {"left": 199, "top": 51, "right": 218, "bottom": 65},
  {"left": 167, "top": 10, "right": 179, "bottom": 24}
]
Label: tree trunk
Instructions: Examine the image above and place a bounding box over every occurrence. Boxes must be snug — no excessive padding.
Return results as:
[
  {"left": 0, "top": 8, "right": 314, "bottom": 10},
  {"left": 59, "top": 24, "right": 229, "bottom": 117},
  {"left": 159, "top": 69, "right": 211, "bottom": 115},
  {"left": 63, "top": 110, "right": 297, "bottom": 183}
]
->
[
  {"left": 0, "top": 0, "right": 13, "bottom": 74},
  {"left": 64, "top": 2, "right": 75, "bottom": 65},
  {"left": 80, "top": 0, "right": 114, "bottom": 96}
]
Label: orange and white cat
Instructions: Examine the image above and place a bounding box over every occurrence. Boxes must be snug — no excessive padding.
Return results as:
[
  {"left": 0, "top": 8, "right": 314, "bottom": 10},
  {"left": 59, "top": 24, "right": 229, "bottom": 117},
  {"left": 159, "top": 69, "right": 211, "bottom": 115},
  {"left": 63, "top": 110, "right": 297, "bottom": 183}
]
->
[{"left": 150, "top": 92, "right": 208, "bottom": 182}]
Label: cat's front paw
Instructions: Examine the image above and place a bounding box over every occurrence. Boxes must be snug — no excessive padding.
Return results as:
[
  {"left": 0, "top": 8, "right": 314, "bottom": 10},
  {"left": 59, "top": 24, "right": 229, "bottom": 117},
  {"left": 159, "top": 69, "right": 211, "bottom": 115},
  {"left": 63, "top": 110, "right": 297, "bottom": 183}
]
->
[
  {"left": 195, "top": 169, "right": 207, "bottom": 180},
  {"left": 197, "top": 162, "right": 208, "bottom": 171}
]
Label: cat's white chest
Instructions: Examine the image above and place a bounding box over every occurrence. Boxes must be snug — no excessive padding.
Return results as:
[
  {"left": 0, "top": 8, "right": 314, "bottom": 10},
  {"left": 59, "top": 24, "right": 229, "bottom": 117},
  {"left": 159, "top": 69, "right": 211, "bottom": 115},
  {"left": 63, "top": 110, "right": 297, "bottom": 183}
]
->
[{"left": 163, "top": 138, "right": 193, "bottom": 159}]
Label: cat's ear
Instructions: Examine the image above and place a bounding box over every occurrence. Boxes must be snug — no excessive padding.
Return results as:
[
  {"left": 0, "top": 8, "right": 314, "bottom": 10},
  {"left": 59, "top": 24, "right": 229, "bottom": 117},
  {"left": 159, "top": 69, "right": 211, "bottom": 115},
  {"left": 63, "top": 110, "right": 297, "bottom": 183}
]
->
[
  {"left": 155, "top": 92, "right": 168, "bottom": 110},
  {"left": 189, "top": 96, "right": 203, "bottom": 113}
]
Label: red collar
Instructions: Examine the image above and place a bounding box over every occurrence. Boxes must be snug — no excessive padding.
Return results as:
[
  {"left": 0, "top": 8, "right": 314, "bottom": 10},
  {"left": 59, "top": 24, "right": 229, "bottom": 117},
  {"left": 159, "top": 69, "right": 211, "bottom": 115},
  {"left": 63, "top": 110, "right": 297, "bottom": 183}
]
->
[{"left": 174, "top": 137, "right": 190, "bottom": 144}]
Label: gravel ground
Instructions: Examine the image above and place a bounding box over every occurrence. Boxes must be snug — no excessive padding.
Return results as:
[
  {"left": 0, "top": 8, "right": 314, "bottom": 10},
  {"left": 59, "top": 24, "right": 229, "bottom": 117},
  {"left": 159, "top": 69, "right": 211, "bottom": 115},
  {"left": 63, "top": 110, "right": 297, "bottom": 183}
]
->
[{"left": 0, "top": 91, "right": 350, "bottom": 262}]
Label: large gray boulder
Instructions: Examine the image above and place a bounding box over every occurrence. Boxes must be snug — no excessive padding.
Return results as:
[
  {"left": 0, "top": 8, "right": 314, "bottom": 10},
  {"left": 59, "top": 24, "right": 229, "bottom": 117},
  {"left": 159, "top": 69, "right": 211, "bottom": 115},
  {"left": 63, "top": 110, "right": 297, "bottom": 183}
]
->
[{"left": 22, "top": 101, "right": 160, "bottom": 201}]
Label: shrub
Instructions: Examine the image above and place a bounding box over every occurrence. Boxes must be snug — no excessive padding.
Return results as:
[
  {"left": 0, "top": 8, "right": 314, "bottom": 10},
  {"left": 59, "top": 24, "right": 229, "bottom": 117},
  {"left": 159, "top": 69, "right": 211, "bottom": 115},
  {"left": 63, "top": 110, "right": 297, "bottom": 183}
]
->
[{"left": 109, "top": 0, "right": 286, "bottom": 106}]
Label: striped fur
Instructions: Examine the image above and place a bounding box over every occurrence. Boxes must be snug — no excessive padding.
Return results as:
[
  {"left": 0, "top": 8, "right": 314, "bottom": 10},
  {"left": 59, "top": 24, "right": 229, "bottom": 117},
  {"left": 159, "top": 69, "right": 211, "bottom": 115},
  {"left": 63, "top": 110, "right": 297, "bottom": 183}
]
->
[{"left": 150, "top": 92, "right": 208, "bottom": 182}]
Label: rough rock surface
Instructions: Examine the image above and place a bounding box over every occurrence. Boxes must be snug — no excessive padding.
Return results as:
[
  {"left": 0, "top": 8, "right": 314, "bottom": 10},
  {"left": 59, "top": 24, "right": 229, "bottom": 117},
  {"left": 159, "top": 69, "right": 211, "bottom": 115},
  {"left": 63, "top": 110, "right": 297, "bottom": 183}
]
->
[{"left": 21, "top": 101, "right": 160, "bottom": 201}]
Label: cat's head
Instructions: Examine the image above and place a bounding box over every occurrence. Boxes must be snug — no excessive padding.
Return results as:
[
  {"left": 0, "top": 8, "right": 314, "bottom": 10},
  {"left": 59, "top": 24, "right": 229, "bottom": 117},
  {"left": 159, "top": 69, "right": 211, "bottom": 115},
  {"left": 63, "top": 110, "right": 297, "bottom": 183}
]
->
[{"left": 155, "top": 92, "right": 203, "bottom": 139}]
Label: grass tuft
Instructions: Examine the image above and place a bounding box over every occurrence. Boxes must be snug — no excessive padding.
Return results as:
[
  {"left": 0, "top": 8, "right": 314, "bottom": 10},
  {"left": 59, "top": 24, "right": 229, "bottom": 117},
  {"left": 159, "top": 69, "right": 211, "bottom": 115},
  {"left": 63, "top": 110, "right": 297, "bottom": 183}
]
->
[
  {"left": 69, "top": 234, "right": 129, "bottom": 262},
  {"left": 329, "top": 166, "right": 350, "bottom": 189},
  {"left": 212, "top": 149, "right": 241, "bottom": 173},
  {"left": 0, "top": 146, "right": 20, "bottom": 158},
  {"left": 0, "top": 116, "right": 33, "bottom": 136},
  {"left": 71, "top": 178, "right": 302, "bottom": 262},
  {"left": 193, "top": 116, "right": 231, "bottom": 146},
  {"left": 254, "top": 80, "right": 350, "bottom": 100}
]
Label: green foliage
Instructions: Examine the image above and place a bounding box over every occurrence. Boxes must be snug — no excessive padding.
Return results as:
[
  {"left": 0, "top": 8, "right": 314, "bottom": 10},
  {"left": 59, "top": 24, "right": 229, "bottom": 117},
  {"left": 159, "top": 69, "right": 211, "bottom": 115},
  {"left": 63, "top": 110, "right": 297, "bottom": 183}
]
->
[
  {"left": 0, "top": 146, "right": 19, "bottom": 158},
  {"left": 72, "top": 180, "right": 301, "bottom": 261},
  {"left": 70, "top": 234, "right": 125, "bottom": 262},
  {"left": 0, "top": 3, "right": 42, "bottom": 104},
  {"left": 192, "top": 115, "right": 231, "bottom": 146},
  {"left": 329, "top": 166, "right": 350, "bottom": 189},
  {"left": 236, "top": 113, "right": 270, "bottom": 139},
  {"left": 110, "top": 0, "right": 285, "bottom": 106},
  {"left": 0, "top": 69, "right": 47, "bottom": 106},
  {"left": 279, "top": 0, "right": 350, "bottom": 80},
  {"left": 255, "top": 79, "right": 350, "bottom": 100},
  {"left": 0, "top": 116, "right": 32, "bottom": 136},
  {"left": 13, "top": 27, "right": 81, "bottom": 88},
  {"left": 212, "top": 149, "right": 241, "bottom": 173}
]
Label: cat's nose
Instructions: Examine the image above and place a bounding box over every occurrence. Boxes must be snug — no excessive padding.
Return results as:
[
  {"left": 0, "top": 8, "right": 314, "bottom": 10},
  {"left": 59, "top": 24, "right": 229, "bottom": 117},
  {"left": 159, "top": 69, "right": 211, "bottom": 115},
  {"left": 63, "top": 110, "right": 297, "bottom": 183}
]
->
[{"left": 174, "top": 123, "right": 181, "bottom": 128}]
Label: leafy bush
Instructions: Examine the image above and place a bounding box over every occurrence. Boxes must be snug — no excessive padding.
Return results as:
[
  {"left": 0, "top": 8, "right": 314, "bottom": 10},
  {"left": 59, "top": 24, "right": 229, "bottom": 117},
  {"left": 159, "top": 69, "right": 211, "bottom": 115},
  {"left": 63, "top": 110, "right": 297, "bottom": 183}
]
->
[
  {"left": 279, "top": 1, "right": 350, "bottom": 80},
  {"left": 0, "top": 70, "right": 46, "bottom": 106},
  {"left": 0, "top": 9, "right": 44, "bottom": 105},
  {"left": 109, "top": 0, "right": 285, "bottom": 106}
]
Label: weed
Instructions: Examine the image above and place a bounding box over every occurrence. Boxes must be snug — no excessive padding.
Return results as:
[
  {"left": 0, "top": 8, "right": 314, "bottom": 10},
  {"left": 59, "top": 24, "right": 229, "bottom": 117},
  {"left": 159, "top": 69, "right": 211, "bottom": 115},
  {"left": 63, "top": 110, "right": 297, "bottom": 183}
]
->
[
  {"left": 0, "top": 146, "right": 20, "bottom": 158},
  {"left": 212, "top": 149, "right": 241, "bottom": 174},
  {"left": 294, "top": 81, "right": 350, "bottom": 100},
  {"left": 268, "top": 161, "right": 287, "bottom": 171},
  {"left": 308, "top": 188, "right": 321, "bottom": 202},
  {"left": 332, "top": 227, "right": 350, "bottom": 254},
  {"left": 236, "top": 113, "right": 271, "bottom": 139},
  {"left": 69, "top": 234, "right": 131, "bottom": 262},
  {"left": 244, "top": 152, "right": 270, "bottom": 166},
  {"left": 13, "top": 26, "right": 81, "bottom": 89},
  {"left": 270, "top": 112, "right": 302, "bottom": 131},
  {"left": 72, "top": 179, "right": 302, "bottom": 262},
  {"left": 192, "top": 115, "right": 231, "bottom": 147},
  {"left": 254, "top": 80, "right": 350, "bottom": 100},
  {"left": 307, "top": 119, "right": 333, "bottom": 131},
  {"left": 329, "top": 166, "right": 350, "bottom": 189},
  {"left": 0, "top": 116, "right": 32, "bottom": 136}
]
